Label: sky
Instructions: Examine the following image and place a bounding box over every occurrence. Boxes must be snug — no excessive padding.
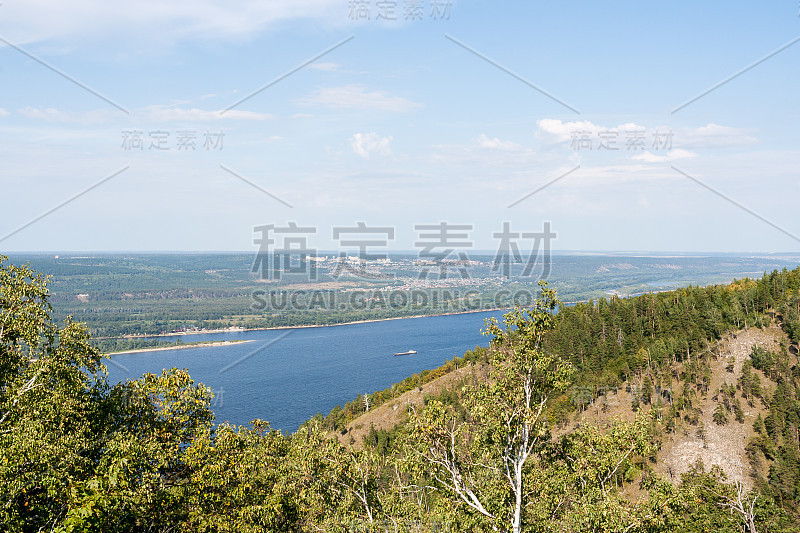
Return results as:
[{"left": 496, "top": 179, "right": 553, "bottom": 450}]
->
[{"left": 0, "top": 1, "right": 799, "bottom": 253}]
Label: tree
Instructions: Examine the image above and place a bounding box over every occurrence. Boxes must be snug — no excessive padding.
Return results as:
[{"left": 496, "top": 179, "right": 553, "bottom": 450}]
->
[
  {"left": 363, "top": 392, "right": 371, "bottom": 412},
  {"left": 713, "top": 403, "right": 729, "bottom": 425},
  {"left": 407, "top": 282, "right": 574, "bottom": 533},
  {"left": 642, "top": 375, "right": 653, "bottom": 404},
  {"left": 0, "top": 257, "right": 215, "bottom": 531},
  {"left": 552, "top": 414, "right": 685, "bottom": 532},
  {"left": 0, "top": 257, "right": 107, "bottom": 531},
  {"left": 183, "top": 420, "right": 302, "bottom": 532},
  {"left": 733, "top": 398, "right": 745, "bottom": 424},
  {"left": 681, "top": 464, "right": 760, "bottom": 533}
]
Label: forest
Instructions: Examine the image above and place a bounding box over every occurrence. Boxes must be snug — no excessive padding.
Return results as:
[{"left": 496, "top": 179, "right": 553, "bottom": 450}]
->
[{"left": 2, "top": 254, "right": 800, "bottom": 532}]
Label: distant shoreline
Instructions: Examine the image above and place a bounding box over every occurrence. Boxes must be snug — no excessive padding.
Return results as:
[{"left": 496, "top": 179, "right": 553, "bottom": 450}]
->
[
  {"left": 105, "top": 307, "right": 515, "bottom": 343},
  {"left": 255, "top": 307, "right": 511, "bottom": 331},
  {"left": 108, "top": 339, "right": 255, "bottom": 355},
  {"left": 102, "top": 301, "right": 613, "bottom": 346}
]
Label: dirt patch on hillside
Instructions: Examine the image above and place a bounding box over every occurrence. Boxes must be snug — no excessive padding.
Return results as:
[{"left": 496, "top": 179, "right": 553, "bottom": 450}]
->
[{"left": 656, "top": 325, "right": 783, "bottom": 489}]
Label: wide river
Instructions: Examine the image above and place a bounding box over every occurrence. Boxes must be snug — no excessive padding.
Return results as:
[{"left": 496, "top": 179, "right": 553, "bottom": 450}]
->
[{"left": 107, "top": 310, "right": 504, "bottom": 432}]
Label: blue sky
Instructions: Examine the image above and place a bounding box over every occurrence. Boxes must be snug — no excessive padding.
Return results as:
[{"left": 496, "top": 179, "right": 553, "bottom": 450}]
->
[{"left": 0, "top": 1, "right": 799, "bottom": 253}]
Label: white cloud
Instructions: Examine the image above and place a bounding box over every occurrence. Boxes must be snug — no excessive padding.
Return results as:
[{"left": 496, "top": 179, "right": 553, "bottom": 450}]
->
[
  {"left": 142, "top": 106, "right": 273, "bottom": 121},
  {"left": 308, "top": 62, "right": 340, "bottom": 72},
  {"left": 476, "top": 134, "right": 522, "bottom": 151},
  {"left": 632, "top": 149, "right": 697, "bottom": 163},
  {"left": 19, "top": 107, "right": 65, "bottom": 121},
  {"left": 536, "top": 119, "right": 598, "bottom": 143},
  {"left": 297, "top": 85, "right": 422, "bottom": 113},
  {"left": 679, "top": 123, "right": 758, "bottom": 148},
  {"left": 535, "top": 119, "right": 646, "bottom": 143},
  {"left": 429, "top": 137, "right": 555, "bottom": 170},
  {"left": 350, "top": 132, "right": 392, "bottom": 159},
  {"left": 18, "top": 106, "right": 113, "bottom": 124},
  {"left": 0, "top": 108, "right": 9, "bottom": 117},
  {"left": 551, "top": 163, "right": 677, "bottom": 188},
  {"left": 537, "top": 120, "right": 758, "bottom": 152}
]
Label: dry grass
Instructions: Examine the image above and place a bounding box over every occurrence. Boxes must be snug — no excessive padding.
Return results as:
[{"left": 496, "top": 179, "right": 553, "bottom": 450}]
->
[{"left": 336, "top": 362, "right": 490, "bottom": 447}]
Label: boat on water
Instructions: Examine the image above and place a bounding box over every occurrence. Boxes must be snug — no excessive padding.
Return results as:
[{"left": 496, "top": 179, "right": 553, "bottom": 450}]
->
[{"left": 393, "top": 350, "right": 417, "bottom": 356}]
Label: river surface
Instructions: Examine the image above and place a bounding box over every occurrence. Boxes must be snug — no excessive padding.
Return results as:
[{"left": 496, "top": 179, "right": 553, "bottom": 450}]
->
[{"left": 107, "top": 310, "right": 504, "bottom": 432}]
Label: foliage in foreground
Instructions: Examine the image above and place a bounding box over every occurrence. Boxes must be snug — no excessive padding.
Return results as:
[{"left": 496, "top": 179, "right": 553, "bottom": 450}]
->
[{"left": 2, "top": 256, "right": 799, "bottom": 532}]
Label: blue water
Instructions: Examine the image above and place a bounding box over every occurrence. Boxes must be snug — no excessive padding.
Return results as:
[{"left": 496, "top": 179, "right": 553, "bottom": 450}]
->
[{"left": 106, "top": 311, "right": 503, "bottom": 432}]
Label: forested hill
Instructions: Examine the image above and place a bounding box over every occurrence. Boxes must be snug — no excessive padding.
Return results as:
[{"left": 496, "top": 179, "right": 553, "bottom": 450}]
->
[
  {"left": 2, "top": 256, "right": 800, "bottom": 532},
  {"left": 320, "top": 268, "right": 800, "bottom": 532},
  {"left": 320, "top": 269, "right": 799, "bottom": 435}
]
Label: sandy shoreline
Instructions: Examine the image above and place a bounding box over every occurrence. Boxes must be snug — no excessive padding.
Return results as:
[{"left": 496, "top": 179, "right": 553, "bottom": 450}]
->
[{"left": 108, "top": 339, "right": 255, "bottom": 355}]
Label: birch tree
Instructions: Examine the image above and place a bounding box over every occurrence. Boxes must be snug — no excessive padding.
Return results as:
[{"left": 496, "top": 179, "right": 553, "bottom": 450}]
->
[{"left": 408, "top": 282, "right": 574, "bottom": 533}]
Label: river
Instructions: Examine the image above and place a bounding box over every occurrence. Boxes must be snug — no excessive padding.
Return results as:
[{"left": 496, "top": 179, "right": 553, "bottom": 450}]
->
[{"left": 106, "top": 310, "right": 504, "bottom": 432}]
